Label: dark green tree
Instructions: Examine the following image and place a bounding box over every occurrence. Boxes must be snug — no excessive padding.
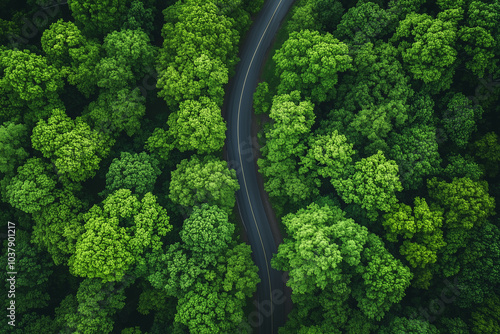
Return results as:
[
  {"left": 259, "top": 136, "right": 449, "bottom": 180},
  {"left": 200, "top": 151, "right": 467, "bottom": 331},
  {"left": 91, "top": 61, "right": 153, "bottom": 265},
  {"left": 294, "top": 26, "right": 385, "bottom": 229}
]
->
[
  {"left": 169, "top": 155, "right": 239, "bottom": 213},
  {"left": 273, "top": 29, "right": 352, "bottom": 102},
  {"left": 103, "top": 151, "right": 161, "bottom": 197}
]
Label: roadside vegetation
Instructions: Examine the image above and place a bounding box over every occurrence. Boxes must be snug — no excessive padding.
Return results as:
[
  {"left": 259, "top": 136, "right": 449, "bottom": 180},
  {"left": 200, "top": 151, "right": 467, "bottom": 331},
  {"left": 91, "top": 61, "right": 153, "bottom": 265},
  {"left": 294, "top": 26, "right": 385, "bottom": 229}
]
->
[
  {"left": 255, "top": 0, "right": 500, "bottom": 332},
  {"left": 0, "top": 0, "right": 263, "bottom": 333}
]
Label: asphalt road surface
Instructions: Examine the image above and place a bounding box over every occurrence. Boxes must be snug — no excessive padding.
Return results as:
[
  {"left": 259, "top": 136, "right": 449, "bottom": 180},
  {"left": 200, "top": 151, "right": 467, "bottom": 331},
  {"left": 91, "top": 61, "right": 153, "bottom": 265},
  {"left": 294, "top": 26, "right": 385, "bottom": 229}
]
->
[{"left": 224, "top": 1, "right": 296, "bottom": 333}]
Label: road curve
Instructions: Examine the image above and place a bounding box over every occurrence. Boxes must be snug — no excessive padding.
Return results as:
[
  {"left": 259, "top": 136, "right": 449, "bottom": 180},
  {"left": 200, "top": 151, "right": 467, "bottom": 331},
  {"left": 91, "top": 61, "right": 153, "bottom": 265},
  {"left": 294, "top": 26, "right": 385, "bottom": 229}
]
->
[{"left": 224, "top": 1, "right": 296, "bottom": 333}]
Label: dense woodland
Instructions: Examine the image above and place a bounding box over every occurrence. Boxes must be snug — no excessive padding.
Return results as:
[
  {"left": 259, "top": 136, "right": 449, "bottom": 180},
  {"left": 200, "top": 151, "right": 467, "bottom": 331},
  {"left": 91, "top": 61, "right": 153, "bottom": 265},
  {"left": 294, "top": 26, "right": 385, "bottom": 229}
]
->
[
  {"left": 0, "top": 0, "right": 499, "bottom": 333},
  {"left": 0, "top": 0, "right": 263, "bottom": 333},
  {"left": 255, "top": 0, "right": 500, "bottom": 333}
]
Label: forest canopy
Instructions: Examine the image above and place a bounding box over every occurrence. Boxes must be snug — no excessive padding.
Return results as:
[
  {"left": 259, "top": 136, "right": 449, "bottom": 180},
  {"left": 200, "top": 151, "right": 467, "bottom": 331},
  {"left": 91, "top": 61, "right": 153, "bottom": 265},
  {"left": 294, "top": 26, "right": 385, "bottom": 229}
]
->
[{"left": 0, "top": 0, "right": 499, "bottom": 333}]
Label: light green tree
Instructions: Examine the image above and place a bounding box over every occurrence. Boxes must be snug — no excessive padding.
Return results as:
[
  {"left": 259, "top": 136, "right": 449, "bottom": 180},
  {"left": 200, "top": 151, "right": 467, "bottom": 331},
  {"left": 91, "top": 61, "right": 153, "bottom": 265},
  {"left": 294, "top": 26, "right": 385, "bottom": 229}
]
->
[
  {"left": 169, "top": 155, "right": 239, "bottom": 212},
  {"left": 31, "top": 108, "right": 114, "bottom": 183},
  {"left": 69, "top": 189, "right": 171, "bottom": 282},
  {"left": 333, "top": 151, "right": 403, "bottom": 220},
  {"left": 273, "top": 29, "right": 352, "bottom": 102},
  {"left": 168, "top": 96, "right": 226, "bottom": 154}
]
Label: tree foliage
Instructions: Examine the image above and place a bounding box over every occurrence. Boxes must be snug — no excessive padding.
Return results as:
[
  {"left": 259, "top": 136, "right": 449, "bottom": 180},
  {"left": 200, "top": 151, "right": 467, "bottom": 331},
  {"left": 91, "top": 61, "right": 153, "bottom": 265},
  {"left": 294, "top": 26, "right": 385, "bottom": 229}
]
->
[
  {"left": 167, "top": 96, "right": 226, "bottom": 154},
  {"left": 273, "top": 29, "right": 352, "bottom": 102},
  {"left": 69, "top": 189, "right": 171, "bottom": 282},
  {"left": 31, "top": 108, "right": 114, "bottom": 183},
  {"left": 333, "top": 151, "right": 403, "bottom": 220},
  {"left": 169, "top": 155, "right": 239, "bottom": 212}
]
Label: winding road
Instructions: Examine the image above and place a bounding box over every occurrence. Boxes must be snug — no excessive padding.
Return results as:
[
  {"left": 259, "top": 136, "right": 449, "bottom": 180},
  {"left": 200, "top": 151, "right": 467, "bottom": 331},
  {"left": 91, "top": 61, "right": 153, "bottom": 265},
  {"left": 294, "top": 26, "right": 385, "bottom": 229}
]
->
[{"left": 224, "top": 1, "right": 296, "bottom": 333}]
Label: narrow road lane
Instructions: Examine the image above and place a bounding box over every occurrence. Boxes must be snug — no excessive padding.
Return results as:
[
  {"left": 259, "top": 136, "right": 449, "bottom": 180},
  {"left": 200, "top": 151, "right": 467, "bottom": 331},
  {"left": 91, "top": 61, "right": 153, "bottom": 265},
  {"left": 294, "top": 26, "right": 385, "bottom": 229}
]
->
[{"left": 224, "top": 1, "right": 296, "bottom": 333}]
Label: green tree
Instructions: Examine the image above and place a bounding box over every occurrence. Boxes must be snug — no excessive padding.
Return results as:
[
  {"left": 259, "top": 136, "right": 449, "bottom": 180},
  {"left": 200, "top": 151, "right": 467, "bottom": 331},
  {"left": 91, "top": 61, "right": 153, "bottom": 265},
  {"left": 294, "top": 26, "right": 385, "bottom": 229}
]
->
[
  {"left": 5, "top": 158, "right": 57, "bottom": 214},
  {"left": 174, "top": 282, "right": 243, "bottom": 334},
  {"left": 258, "top": 92, "right": 319, "bottom": 204},
  {"left": 253, "top": 81, "right": 271, "bottom": 115},
  {"left": 442, "top": 93, "right": 484, "bottom": 148},
  {"left": 121, "top": 0, "right": 155, "bottom": 37},
  {"left": 428, "top": 177, "right": 496, "bottom": 277},
  {"left": 0, "top": 49, "right": 64, "bottom": 124},
  {"left": 31, "top": 108, "right": 114, "bottom": 183},
  {"left": 379, "top": 316, "right": 440, "bottom": 334},
  {"left": 273, "top": 29, "right": 352, "bottom": 102},
  {"left": 391, "top": 12, "right": 458, "bottom": 92},
  {"left": 167, "top": 96, "right": 226, "bottom": 154},
  {"left": 169, "top": 155, "right": 239, "bottom": 212},
  {"left": 160, "top": 0, "right": 239, "bottom": 68},
  {"left": 287, "top": 0, "right": 322, "bottom": 34},
  {"left": 458, "top": 1, "right": 499, "bottom": 77},
  {"left": 388, "top": 124, "right": 442, "bottom": 190},
  {"left": 69, "top": 189, "right": 171, "bottom": 282},
  {"left": 1, "top": 230, "right": 53, "bottom": 314},
  {"left": 335, "top": 1, "right": 393, "bottom": 46},
  {"left": 174, "top": 243, "right": 259, "bottom": 334},
  {"left": 55, "top": 278, "right": 129, "bottom": 334},
  {"left": 333, "top": 151, "right": 403, "bottom": 220},
  {"left": 41, "top": 19, "right": 86, "bottom": 67},
  {"left": 83, "top": 88, "right": 146, "bottom": 137},
  {"left": 471, "top": 294, "right": 500, "bottom": 334},
  {"left": 95, "top": 57, "right": 135, "bottom": 91},
  {"left": 354, "top": 233, "right": 414, "bottom": 320},
  {"left": 68, "top": 0, "right": 131, "bottom": 37},
  {"left": 179, "top": 204, "right": 234, "bottom": 262},
  {"left": 428, "top": 177, "right": 495, "bottom": 231},
  {"left": 66, "top": 39, "right": 102, "bottom": 97},
  {"left": 455, "top": 222, "right": 500, "bottom": 307},
  {"left": 263, "top": 92, "right": 315, "bottom": 161},
  {"left": 382, "top": 197, "right": 446, "bottom": 288},
  {"left": 443, "top": 154, "right": 484, "bottom": 181},
  {"left": 438, "top": 317, "right": 470, "bottom": 334},
  {"left": 300, "top": 130, "right": 356, "bottom": 180},
  {"left": 337, "top": 42, "right": 413, "bottom": 151},
  {"left": 146, "top": 238, "right": 259, "bottom": 333},
  {"left": 0, "top": 122, "right": 29, "bottom": 175},
  {"left": 104, "top": 151, "right": 160, "bottom": 197},
  {"left": 315, "top": 0, "right": 344, "bottom": 32},
  {"left": 473, "top": 132, "right": 500, "bottom": 177},
  {"left": 31, "top": 190, "right": 87, "bottom": 266},
  {"left": 157, "top": 0, "right": 238, "bottom": 106},
  {"left": 145, "top": 127, "right": 175, "bottom": 162},
  {"left": 272, "top": 203, "right": 412, "bottom": 328},
  {"left": 158, "top": 53, "right": 229, "bottom": 108},
  {"left": 102, "top": 28, "right": 156, "bottom": 79}
]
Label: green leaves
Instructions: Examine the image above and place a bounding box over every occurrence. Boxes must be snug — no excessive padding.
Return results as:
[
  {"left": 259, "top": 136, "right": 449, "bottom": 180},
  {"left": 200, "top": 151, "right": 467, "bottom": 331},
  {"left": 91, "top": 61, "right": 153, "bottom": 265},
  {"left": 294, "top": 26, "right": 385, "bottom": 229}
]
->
[
  {"left": 168, "top": 96, "right": 226, "bottom": 154},
  {"left": 68, "top": 0, "right": 131, "bottom": 37},
  {"left": 146, "top": 205, "right": 258, "bottom": 334},
  {"left": 391, "top": 13, "right": 458, "bottom": 90},
  {"left": 69, "top": 189, "right": 171, "bottom": 282},
  {"left": 388, "top": 124, "right": 442, "bottom": 190},
  {"left": 180, "top": 204, "right": 234, "bottom": 259},
  {"left": 0, "top": 49, "right": 64, "bottom": 123},
  {"left": 104, "top": 151, "right": 160, "bottom": 197},
  {"left": 157, "top": 0, "right": 237, "bottom": 107},
  {"left": 333, "top": 151, "right": 403, "bottom": 220},
  {"left": 169, "top": 155, "right": 239, "bottom": 213},
  {"left": 32, "top": 108, "right": 114, "bottom": 183},
  {"left": 471, "top": 294, "right": 500, "bottom": 334},
  {"left": 442, "top": 93, "right": 483, "bottom": 148},
  {"left": 300, "top": 130, "right": 355, "bottom": 180},
  {"left": 428, "top": 177, "right": 495, "bottom": 230},
  {"left": 5, "top": 158, "right": 57, "bottom": 214},
  {"left": 41, "top": 19, "right": 86, "bottom": 66},
  {"left": 273, "top": 29, "right": 352, "bottom": 102},
  {"left": 258, "top": 91, "right": 320, "bottom": 204},
  {"left": 0, "top": 122, "right": 29, "bottom": 175},
  {"left": 83, "top": 88, "right": 146, "bottom": 137},
  {"left": 272, "top": 202, "right": 412, "bottom": 327}
]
